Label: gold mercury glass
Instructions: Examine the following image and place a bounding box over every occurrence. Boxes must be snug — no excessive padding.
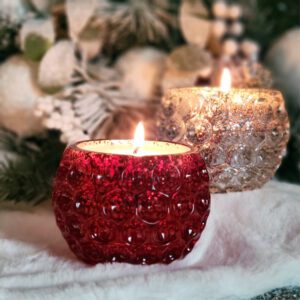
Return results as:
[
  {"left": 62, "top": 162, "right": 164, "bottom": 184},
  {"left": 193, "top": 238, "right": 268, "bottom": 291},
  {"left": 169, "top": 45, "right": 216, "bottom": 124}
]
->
[{"left": 157, "top": 86, "right": 290, "bottom": 193}]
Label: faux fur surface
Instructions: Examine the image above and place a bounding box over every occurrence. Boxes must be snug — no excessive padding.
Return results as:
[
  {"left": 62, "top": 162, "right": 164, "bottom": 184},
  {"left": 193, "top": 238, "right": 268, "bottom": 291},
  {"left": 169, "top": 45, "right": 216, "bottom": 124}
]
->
[{"left": 0, "top": 181, "right": 300, "bottom": 300}]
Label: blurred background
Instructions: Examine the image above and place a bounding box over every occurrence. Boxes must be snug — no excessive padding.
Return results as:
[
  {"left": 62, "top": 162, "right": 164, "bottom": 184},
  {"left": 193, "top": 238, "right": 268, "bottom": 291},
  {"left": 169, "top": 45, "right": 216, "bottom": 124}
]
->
[{"left": 0, "top": 0, "right": 299, "bottom": 204}]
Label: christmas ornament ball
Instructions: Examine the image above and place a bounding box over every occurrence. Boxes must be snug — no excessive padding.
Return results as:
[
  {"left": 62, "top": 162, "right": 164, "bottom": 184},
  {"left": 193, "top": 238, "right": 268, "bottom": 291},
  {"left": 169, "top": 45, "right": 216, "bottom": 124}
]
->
[
  {"left": 0, "top": 56, "right": 43, "bottom": 136},
  {"left": 38, "top": 40, "right": 76, "bottom": 90},
  {"left": 116, "top": 47, "right": 167, "bottom": 100},
  {"left": 266, "top": 28, "right": 300, "bottom": 110}
]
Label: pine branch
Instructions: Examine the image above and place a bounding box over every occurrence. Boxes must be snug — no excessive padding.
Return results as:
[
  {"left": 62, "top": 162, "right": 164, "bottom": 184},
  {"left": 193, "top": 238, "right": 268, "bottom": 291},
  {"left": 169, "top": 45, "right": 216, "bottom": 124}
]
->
[
  {"left": 103, "top": 0, "right": 180, "bottom": 55},
  {"left": 276, "top": 108, "right": 300, "bottom": 184},
  {"left": 0, "top": 130, "right": 65, "bottom": 205},
  {"left": 0, "top": 129, "right": 41, "bottom": 157}
]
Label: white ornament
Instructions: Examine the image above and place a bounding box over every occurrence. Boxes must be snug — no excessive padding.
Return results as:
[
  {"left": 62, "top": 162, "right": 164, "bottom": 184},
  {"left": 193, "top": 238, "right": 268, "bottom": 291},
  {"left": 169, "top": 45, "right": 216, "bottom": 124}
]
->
[
  {"left": 116, "top": 47, "right": 167, "bottom": 100},
  {"left": 0, "top": 56, "right": 43, "bottom": 136},
  {"left": 223, "top": 39, "right": 239, "bottom": 57},
  {"left": 229, "top": 22, "right": 244, "bottom": 36},
  {"left": 20, "top": 18, "right": 55, "bottom": 51},
  {"left": 227, "top": 4, "right": 242, "bottom": 19},
  {"left": 266, "top": 28, "right": 300, "bottom": 109},
  {"left": 212, "top": 1, "right": 228, "bottom": 18},
  {"left": 212, "top": 20, "right": 227, "bottom": 38},
  {"left": 38, "top": 40, "right": 76, "bottom": 89},
  {"left": 241, "top": 39, "right": 260, "bottom": 60}
]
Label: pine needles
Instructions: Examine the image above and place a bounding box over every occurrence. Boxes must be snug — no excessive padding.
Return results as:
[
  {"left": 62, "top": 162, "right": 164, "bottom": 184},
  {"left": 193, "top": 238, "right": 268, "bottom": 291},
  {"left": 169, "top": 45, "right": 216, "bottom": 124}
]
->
[
  {"left": 0, "top": 130, "right": 65, "bottom": 205},
  {"left": 103, "top": 0, "right": 180, "bottom": 55}
]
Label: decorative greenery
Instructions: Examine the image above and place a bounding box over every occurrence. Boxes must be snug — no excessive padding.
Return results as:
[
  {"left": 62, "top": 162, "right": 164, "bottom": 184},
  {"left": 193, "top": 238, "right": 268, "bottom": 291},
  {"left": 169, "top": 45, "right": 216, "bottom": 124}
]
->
[
  {"left": 0, "top": 17, "right": 20, "bottom": 62},
  {"left": 0, "top": 130, "right": 65, "bottom": 204},
  {"left": 241, "top": 0, "right": 300, "bottom": 57},
  {"left": 276, "top": 109, "right": 300, "bottom": 184},
  {"left": 102, "top": 0, "right": 182, "bottom": 57}
]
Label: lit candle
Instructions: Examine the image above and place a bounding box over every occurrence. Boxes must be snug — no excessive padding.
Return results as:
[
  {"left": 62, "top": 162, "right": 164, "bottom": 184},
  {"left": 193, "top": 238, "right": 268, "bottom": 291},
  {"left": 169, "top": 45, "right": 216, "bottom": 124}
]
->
[
  {"left": 220, "top": 67, "right": 231, "bottom": 93},
  {"left": 80, "top": 122, "right": 192, "bottom": 156},
  {"left": 158, "top": 69, "right": 290, "bottom": 193},
  {"left": 133, "top": 122, "right": 145, "bottom": 154},
  {"left": 52, "top": 123, "right": 211, "bottom": 265}
]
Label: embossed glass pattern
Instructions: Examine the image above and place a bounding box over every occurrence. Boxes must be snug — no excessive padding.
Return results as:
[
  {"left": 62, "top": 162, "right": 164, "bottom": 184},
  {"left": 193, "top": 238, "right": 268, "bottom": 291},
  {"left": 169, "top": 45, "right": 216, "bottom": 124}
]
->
[
  {"left": 157, "top": 87, "right": 290, "bottom": 192},
  {"left": 52, "top": 140, "right": 210, "bottom": 264}
]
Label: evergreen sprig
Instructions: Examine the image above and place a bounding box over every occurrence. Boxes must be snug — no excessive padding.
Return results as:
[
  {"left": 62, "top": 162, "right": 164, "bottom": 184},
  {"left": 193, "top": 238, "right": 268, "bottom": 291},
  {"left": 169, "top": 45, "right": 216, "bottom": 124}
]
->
[
  {"left": 276, "top": 109, "right": 300, "bottom": 184},
  {"left": 102, "top": 0, "right": 182, "bottom": 56},
  {"left": 0, "top": 130, "right": 65, "bottom": 205}
]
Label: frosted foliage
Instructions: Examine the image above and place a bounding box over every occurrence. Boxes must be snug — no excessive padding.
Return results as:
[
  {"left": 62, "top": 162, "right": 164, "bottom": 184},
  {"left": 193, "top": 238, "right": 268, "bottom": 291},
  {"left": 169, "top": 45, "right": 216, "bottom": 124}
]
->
[{"left": 157, "top": 87, "right": 290, "bottom": 192}]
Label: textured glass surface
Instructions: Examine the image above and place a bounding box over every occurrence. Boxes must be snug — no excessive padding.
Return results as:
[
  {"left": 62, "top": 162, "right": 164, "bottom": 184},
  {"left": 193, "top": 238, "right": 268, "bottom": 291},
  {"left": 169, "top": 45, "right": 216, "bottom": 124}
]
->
[
  {"left": 157, "top": 87, "right": 290, "bottom": 192},
  {"left": 52, "top": 141, "right": 210, "bottom": 265}
]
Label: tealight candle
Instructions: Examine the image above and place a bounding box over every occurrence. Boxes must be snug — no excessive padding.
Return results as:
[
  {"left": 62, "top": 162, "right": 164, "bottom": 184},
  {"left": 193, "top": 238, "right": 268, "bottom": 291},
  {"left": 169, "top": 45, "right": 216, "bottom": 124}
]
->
[
  {"left": 52, "top": 123, "right": 210, "bottom": 265},
  {"left": 158, "top": 69, "right": 290, "bottom": 192}
]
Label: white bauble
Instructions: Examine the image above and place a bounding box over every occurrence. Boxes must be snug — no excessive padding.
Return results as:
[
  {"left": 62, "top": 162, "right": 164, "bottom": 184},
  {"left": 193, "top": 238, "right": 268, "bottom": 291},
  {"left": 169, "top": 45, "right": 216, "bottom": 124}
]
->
[
  {"left": 266, "top": 28, "right": 300, "bottom": 110},
  {"left": 38, "top": 40, "right": 76, "bottom": 90},
  {"left": 116, "top": 47, "right": 167, "bottom": 100},
  {"left": 0, "top": 56, "right": 43, "bottom": 136}
]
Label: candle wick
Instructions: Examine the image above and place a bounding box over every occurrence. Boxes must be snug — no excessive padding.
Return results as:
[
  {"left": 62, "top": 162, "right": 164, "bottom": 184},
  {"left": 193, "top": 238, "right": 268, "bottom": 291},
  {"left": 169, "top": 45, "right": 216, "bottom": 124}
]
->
[{"left": 133, "top": 147, "right": 139, "bottom": 155}]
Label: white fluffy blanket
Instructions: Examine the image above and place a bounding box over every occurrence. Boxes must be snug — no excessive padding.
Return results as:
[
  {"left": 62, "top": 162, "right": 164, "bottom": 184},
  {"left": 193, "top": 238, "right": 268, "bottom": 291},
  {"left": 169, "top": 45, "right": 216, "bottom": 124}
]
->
[{"left": 0, "top": 181, "right": 300, "bottom": 300}]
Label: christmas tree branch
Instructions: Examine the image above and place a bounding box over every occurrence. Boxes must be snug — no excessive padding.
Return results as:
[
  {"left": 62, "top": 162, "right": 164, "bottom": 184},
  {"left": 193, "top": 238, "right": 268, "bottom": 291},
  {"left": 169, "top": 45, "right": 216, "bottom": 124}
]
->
[{"left": 0, "top": 130, "right": 65, "bottom": 205}]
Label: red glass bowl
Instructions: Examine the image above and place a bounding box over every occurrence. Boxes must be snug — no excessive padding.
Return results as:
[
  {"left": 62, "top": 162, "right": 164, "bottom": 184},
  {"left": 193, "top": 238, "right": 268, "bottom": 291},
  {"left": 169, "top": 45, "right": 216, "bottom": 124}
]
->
[{"left": 52, "top": 140, "right": 210, "bottom": 265}]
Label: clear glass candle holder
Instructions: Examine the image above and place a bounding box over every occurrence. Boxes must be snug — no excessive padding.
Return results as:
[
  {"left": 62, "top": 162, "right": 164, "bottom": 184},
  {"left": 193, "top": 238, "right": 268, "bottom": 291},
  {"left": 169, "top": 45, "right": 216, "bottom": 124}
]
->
[{"left": 157, "top": 87, "right": 290, "bottom": 192}]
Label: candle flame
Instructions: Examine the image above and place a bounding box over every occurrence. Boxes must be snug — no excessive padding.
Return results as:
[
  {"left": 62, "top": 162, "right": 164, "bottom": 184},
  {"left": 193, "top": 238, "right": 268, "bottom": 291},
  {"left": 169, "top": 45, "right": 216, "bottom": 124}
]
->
[
  {"left": 220, "top": 68, "right": 231, "bottom": 93},
  {"left": 233, "top": 94, "right": 242, "bottom": 104},
  {"left": 133, "top": 122, "right": 145, "bottom": 154}
]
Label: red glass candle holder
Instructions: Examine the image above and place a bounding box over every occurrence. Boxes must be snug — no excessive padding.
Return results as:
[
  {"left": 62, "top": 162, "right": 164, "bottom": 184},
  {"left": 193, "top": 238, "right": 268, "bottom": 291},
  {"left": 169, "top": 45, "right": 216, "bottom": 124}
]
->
[{"left": 52, "top": 140, "right": 210, "bottom": 265}]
